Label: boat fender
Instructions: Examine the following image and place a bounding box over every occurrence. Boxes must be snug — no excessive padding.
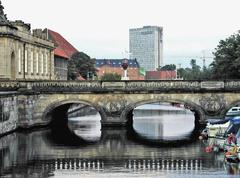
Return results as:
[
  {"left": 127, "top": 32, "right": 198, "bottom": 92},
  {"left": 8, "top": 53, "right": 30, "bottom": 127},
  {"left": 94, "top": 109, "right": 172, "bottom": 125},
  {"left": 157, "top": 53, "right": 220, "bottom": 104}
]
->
[
  {"left": 227, "top": 134, "right": 236, "bottom": 145},
  {"left": 205, "top": 145, "right": 213, "bottom": 153}
]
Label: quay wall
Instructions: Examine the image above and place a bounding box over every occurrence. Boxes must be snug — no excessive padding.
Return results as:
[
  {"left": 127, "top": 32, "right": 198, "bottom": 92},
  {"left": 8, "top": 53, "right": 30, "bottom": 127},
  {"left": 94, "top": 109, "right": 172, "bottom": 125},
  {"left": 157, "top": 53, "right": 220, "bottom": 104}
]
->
[{"left": 0, "top": 93, "right": 18, "bottom": 135}]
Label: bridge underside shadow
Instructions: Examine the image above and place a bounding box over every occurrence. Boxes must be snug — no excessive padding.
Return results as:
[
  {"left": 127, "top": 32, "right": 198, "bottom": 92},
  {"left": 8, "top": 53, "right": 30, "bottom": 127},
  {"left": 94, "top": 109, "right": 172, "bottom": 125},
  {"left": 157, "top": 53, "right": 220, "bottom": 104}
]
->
[{"left": 45, "top": 104, "right": 100, "bottom": 146}]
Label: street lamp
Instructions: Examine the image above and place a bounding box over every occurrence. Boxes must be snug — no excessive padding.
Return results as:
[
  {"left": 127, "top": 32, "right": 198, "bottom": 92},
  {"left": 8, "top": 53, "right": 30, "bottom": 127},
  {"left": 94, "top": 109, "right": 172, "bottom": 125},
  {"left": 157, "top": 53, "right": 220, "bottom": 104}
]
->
[{"left": 121, "top": 58, "right": 129, "bottom": 80}]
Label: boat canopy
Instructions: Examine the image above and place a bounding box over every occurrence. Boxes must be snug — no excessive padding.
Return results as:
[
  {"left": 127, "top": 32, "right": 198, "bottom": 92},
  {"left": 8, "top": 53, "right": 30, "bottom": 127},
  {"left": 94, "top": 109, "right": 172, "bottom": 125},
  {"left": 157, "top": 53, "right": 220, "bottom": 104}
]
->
[
  {"left": 224, "top": 123, "right": 240, "bottom": 136},
  {"left": 230, "top": 116, "right": 240, "bottom": 124},
  {"left": 208, "top": 118, "right": 230, "bottom": 125}
]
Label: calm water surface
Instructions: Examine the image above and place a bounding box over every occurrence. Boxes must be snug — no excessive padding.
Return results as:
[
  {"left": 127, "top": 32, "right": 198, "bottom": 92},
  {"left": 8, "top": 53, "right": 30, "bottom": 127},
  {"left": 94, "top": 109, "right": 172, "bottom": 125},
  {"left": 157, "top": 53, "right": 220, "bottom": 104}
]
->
[{"left": 0, "top": 105, "right": 239, "bottom": 178}]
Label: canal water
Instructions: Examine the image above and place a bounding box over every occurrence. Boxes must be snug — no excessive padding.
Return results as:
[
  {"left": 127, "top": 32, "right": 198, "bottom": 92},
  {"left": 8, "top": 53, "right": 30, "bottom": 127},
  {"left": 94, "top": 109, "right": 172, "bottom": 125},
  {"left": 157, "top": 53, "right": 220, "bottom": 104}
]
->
[{"left": 0, "top": 104, "right": 239, "bottom": 178}]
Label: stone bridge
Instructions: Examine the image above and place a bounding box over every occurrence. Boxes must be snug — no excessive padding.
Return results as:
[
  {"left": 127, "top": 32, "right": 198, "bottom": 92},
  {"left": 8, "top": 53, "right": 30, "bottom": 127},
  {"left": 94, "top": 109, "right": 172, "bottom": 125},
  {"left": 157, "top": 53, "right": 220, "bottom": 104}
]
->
[{"left": 1, "top": 80, "right": 240, "bottom": 133}]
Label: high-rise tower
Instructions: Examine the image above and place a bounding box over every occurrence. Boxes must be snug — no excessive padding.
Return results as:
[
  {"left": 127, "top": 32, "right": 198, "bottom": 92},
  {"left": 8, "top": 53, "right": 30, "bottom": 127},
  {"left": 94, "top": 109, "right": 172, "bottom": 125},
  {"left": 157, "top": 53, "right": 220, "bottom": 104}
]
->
[{"left": 129, "top": 26, "right": 163, "bottom": 71}]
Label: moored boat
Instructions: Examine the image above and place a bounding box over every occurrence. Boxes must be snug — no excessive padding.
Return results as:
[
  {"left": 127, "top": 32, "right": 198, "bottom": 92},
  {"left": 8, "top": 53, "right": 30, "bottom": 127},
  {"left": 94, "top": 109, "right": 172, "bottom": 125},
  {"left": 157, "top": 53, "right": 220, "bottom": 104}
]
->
[
  {"left": 200, "top": 117, "right": 232, "bottom": 139},
  {"left": 226, "top": 107, "right": 240, "bottom": 117},
  {"left": 224, "top": 127, "right": 240, "bottom": 163},
  {"left": 207, "top": 118, "right": 231, "bottom": 138},
  {"left": 214, "top": 117, "right": 240, "bottom": 151}
]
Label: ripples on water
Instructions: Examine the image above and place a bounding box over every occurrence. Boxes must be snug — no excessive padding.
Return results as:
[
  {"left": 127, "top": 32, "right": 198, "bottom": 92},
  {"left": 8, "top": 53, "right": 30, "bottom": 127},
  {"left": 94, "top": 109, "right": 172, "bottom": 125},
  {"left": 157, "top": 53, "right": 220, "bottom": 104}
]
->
[{"left": 0, "top": 104, "right": 239, "bottom": 178}]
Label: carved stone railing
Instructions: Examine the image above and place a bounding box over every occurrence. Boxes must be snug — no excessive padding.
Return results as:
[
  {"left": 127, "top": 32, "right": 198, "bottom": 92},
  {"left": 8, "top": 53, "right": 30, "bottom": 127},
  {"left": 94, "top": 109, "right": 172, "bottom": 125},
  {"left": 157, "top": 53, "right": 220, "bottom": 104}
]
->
[
  {"left": 0, "top": 80, "right": 240, "bottom": 93},
  {"left": 29, "top": 81, "right": 102, "bottom": 92},
  {"left": 0, "top": 81, "right": 20, "bottom": 91},
  {"left": 224, "top": 81, "right": 240, "bottom": 89},
  {"left": 125, "top": 81, "right": 201, "bottom": 91}
]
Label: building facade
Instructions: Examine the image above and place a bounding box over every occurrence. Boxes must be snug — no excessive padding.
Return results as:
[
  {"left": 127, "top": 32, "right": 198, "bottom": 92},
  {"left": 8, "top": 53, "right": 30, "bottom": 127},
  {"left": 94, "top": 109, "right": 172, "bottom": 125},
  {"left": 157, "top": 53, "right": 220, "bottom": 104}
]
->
[
  {"left": 96, "top": 59, "right": 144, "bottom": 80},
  {"left": 47, "top": 29, "right": 78, "bottom": 80},
  {"left": 129, "top": 26, "right": 163, "bottom": 71},
  {"left": 0, "top": 1, "right": 55, "bottom": 80},
  {"left": 145, "top": 70, "right": 176, "bottom": 80}
]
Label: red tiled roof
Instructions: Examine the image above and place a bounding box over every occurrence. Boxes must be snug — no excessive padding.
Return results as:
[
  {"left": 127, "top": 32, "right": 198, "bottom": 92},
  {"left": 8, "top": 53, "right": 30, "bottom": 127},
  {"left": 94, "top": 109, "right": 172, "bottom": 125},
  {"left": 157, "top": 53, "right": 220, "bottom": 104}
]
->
[
  {"left": 48, "top": 29, "right": 78, "bottom": 59},
  {"left": 54, "top": 47, "right": 68, "bottom": 59}
]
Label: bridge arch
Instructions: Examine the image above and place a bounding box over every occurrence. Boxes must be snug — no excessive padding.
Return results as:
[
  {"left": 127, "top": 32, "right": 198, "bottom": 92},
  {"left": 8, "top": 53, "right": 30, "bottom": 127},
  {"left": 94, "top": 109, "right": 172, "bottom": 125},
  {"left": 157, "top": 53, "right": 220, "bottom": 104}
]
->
[
  {"left": 121, "top": 98, "right": 205, "bottom": 127},
  {"left": 41, "top": 99, "right": 104, "bottom": 125}
]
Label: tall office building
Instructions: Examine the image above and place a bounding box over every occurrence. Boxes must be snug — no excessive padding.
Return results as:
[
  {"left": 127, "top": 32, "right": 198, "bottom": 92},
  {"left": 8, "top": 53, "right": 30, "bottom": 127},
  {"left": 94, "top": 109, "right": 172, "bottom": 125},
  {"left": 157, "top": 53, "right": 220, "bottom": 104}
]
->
[{"left": 129, "top": 26, "right": 163, "bottom": 71}]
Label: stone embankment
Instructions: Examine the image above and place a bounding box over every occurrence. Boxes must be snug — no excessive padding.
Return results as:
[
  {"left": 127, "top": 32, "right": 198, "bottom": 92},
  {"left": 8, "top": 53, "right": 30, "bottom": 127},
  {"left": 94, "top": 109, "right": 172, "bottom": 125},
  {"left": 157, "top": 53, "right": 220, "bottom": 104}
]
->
[{"left": 0, "top": 92, "right": 18, "bottom": 135}]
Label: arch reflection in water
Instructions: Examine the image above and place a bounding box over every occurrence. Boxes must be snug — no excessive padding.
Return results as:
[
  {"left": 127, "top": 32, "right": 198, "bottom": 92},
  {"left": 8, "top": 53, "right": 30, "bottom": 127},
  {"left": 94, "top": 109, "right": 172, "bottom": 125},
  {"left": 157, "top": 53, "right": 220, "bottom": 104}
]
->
[
  {"left": 133, "top": 103, "right": 195, "bottom": 141},
  {"left": 0, "top": 128, "right": 239, "bottom": 177},
  {"left": 67, "top": 105, "right": 101, "bottom": 142}
]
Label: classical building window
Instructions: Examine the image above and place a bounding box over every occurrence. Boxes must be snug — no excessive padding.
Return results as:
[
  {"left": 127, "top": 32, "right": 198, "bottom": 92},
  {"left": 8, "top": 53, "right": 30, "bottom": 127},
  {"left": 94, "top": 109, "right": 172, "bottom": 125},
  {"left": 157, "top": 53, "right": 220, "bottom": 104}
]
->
[
  {"left": 41, "top": 53, "right": 44, "bottom": 74},
  {"left": 18, "top": 49, "right": 21, "bottom": 73},
  {"left": 25, "top": 50, "right": 28, "bottom": 73},
  {"left": 36, "top": 52, "right": 39, "bottom": 74},
  {"left": 30, "top": 51, "right": 33, "bottom": 74},
  {"left": 45, "top": 53, "right": 48, "bottom": 74}
]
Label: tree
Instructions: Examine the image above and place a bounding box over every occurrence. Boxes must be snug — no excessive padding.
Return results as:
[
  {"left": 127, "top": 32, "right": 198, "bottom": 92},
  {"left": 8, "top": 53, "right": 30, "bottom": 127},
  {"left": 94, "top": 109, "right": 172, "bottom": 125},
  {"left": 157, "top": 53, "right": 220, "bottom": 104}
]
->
[
  {"left": 160, "top": 64, "right": 176, "bottom": 71},
  {"left": 177, "top": 59, "right": 212, "bottom": 80},
  {"left": 201, "top": 66, "right": 212, "bottom": 80},
  {"left": 211, "top": 31, "right": 240, "bottom": 79},
  {"left": 68, "top": 52, "right": 97, "bottom": 80},
  {"left": 101, "top": 73, "right": 121, "bottom": 81},
  {"left": 189, "top": 59, "right": 201, "bottom": 79}
]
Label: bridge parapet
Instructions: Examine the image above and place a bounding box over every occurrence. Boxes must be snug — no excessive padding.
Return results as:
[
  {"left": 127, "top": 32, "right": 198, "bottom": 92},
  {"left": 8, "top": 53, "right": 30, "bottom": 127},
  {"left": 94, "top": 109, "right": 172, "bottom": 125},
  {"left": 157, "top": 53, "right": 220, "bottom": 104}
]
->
[
  {"left": 0, "top": 81, "right": 20, "bottom": 91},
  {"left": 29, "top": 81, "right": 102, "bottom": 92},
  {"left": 125, "top": 81, "right": 201, "bottom": 91},
  {"left": 225, "top": 81, "right": 240, "bottom": 89},
  {"left": 1, "top": 80, "right": 240, "bottom": 93}
]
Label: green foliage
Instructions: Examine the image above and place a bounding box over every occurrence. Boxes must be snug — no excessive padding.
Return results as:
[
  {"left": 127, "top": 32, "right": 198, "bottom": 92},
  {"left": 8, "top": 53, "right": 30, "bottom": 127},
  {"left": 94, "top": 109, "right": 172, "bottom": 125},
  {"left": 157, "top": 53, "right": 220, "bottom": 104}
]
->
[
  {"left": 177, "top": 59, "right": 212, "bottom": 80},
  {"left": 189, "top": 59, "right": 201, "bottom": 79},
  {"left": 201, "top": 66, "right": 213, "bottom": 80},
  {"left": 101, "top": 73, "right": 121, "bottom": 81},
  {"left": 211, "top": 31, "right": 240, "bottom": 79},
  {"left": 68, "top": 52, "right": 97, "bottom": 80},
  {"left": 161, "top": 64, "right": 176, "bottom": 71}
]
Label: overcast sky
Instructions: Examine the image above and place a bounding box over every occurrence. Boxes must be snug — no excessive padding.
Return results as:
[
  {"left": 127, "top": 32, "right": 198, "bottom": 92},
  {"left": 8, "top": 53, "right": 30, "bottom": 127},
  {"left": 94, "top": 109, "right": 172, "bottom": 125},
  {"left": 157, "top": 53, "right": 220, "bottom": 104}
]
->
[{"left": 3, "top": 0, "right": 240, "bottom": 67}]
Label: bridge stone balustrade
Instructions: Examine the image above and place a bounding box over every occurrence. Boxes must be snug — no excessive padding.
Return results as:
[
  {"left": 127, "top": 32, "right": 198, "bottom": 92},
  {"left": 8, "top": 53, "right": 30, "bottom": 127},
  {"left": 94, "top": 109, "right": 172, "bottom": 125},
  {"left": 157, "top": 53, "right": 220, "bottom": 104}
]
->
[
  {"left": 0, "top": 81, "right": 20, "bottom": 91},
  {"left": 2, "top": 80, "right": 240, "bottom": 92},
  {"left": 1, "top": 80, "right": 240, "bottom": 134}
]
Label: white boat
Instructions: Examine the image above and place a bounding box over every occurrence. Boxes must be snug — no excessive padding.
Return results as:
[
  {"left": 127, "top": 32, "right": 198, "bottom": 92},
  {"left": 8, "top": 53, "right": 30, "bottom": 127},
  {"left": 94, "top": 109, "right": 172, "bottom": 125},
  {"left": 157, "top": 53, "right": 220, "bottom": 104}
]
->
[
  {"left": 206, "top": 121, "right": 230, "bottom": 138},
  {"left": 201, "top": 118, "right": 231, "bottom": 139},
  {"left": 226, "top": 107, "right": 240, "bottom": 117}
]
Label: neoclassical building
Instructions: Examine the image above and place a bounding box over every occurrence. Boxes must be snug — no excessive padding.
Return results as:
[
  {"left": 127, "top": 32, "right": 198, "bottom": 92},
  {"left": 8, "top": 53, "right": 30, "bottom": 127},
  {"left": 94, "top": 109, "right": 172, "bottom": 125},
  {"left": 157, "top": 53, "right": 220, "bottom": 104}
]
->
[{"left": 0, "top": 1, "right": 55, "bottom": 80}]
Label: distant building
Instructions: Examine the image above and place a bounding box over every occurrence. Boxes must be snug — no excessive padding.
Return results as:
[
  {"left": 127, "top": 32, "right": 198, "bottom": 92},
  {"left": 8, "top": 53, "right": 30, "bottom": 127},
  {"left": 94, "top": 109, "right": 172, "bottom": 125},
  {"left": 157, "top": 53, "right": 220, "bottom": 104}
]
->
[
  {"left": 96, "top": 59, "right": 144, "bottom": 80},
  {"left": 47, "top": 29, "right": 78, "bottom": 80},
  {"left": 145, "top": 70, "right": 176, "bottom": 80},
  {"left": 129, "top": 26, "right": 163, "bottom": 71},
  {"left": 0, "top": 1, "right": 55, "bottom": 80}
]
